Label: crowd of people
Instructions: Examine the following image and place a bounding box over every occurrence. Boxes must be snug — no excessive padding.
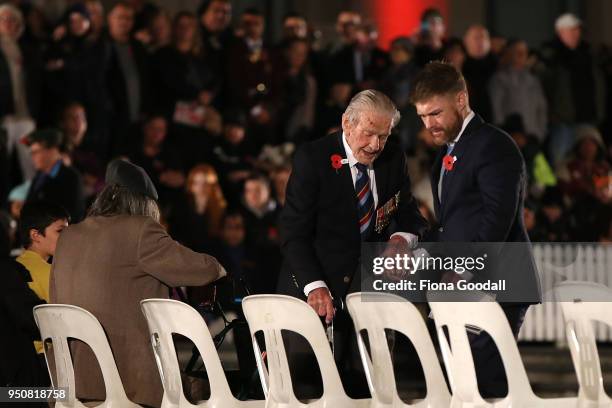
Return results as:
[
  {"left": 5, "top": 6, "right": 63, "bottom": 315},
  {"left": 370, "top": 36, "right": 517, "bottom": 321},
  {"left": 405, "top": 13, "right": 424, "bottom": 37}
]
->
[{"left": 0, "top": 0, "right": 612, "bottom": 399}]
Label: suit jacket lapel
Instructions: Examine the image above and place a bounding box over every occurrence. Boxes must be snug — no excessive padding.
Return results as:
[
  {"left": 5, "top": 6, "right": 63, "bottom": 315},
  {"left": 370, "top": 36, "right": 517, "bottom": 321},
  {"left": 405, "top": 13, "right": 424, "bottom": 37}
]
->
[
  {"left": 334, "top": 133, "right": 360, "bottom": 227},
  {"left": 436, "top": 114, "right": 485, "bottom": 219},
  {"left": 431, "top": 148, "right": 445, "bottom": 219},
  {"left": 374, "top": 155, "right": 389, "bottom": 209}
]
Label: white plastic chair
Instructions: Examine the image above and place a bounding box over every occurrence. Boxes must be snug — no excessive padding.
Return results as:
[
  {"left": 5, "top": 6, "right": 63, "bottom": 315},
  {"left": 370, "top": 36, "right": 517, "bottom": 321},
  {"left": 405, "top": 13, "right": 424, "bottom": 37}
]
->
[
  {"left": 428, "top": 297, "right": 577, "bottom": 407},
  {"left": 140, "top": 298, "right": 263, "bottom": 408},
  {"left": 241, "top": 294, "right": 370, "bottom": 407},
  {"left": 346, "top": 292, "right": 450, "bottom": 407},
  {"left": 33, "top": 304, "right": 141, "bottom": 408},
  {"left": 555, "top": 281, "right": 612, "bottom": 408}
]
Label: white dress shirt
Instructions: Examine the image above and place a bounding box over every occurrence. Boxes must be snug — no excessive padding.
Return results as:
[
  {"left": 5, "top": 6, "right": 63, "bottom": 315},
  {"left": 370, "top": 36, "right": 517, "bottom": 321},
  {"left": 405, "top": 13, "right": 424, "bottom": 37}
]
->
[{"left": 303, "top": 133, "right": 419, "bottom": 296}]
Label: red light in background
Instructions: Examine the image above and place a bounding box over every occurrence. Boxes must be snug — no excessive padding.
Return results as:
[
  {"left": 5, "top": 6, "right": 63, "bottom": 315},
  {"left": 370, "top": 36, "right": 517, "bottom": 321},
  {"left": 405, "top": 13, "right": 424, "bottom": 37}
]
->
[{"left": 372, "top": 0, "right": 449, "bottom": 50}]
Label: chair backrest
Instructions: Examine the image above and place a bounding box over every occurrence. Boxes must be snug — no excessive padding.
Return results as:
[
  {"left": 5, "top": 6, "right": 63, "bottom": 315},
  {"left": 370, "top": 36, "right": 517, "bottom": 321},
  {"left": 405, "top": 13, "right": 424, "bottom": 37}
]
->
[
  {"left": 140, "top": 298, "right": 248, "bottom": 408},
  {"left": 346, "top": 292, "right": 450, "bottom": 407},
  {"left": 241, "top": 294, "right": 356, "bottom": 407},
  {"left": 555, "top": 281, "right": 612, "bottom": 404},
  {"left": 427, "top": 298, "right": 535, "bottom": 406},
  {"left": 33, "top": 304, "right": 139, "bottom": 408}
]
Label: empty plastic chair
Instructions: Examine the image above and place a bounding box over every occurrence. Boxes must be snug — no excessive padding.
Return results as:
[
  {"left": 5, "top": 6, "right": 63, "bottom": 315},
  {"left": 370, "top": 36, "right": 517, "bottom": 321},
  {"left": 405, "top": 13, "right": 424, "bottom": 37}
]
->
[
  {"left": 241, "top": 294, "right": 370, "bottom": 408},
  {"left": 556, "top": 281, "right": 612, "bottom": 408},
  {"left": 140, "top": 298, "right": 263, "bottom": 408},
  {"left": 346, "top": 292, "right": 450, "bottom": 407},
  {"left": 33, "top": 304, "right": 142, "bottom": 408},
  {"left": 428, "top": 297, "right": 577, "bottom": 407}
]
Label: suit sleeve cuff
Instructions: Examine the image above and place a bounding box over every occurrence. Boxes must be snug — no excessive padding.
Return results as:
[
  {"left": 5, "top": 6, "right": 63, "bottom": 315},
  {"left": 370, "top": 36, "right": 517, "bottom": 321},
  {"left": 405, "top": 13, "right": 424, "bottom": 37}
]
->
[
  {"left": 390, "top": 232, "right": 419, "bottom": 249},
  {"left": 304, "top": 280, "right": 328, "bottom": 297}
]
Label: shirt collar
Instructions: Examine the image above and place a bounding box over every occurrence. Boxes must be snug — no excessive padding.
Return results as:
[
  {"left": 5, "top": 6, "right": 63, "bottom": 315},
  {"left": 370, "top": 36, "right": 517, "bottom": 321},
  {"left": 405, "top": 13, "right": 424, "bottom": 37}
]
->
[
  {"left": 48, "top": 160, "right": 62, "bottom": 178},
  {"left": 342, "top": 132, "right": 364, "bottom": 169},
  {"left": 449, "top": 110, "right": 475, "bottom": 147}
]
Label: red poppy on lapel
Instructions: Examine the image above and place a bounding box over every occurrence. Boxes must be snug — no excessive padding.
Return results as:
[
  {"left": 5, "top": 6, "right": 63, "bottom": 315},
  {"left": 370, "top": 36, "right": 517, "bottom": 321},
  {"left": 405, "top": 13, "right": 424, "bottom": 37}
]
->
[
  {"left": 443, "top": 155, "right": 457, "bottom": 171},
  {"left": 331, "top": 154, "right": 343, "bottom": 170}
]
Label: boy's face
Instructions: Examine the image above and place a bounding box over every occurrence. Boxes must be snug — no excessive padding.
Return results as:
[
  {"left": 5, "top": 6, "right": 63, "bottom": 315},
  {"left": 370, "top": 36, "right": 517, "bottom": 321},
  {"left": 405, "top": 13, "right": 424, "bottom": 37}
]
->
[{"left": 31, "top": 219, "right": 68, "bottom": 257}]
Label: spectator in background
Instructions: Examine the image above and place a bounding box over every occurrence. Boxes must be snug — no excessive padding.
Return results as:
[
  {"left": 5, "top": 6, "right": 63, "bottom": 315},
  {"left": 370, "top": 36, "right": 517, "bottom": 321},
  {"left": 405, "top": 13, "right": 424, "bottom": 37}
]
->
[
  {"left": 227, "top": 8, "right": 273, "bottom": 113},
  {"left": 315, "top": 82, "right": 352, "bottom": 137},
  {"left": 152, "top": 11, "right": 216, "bottom": 120},
  {"left": 327, "top": 10, "right": 361, "bottom": 56},
  {"left": 84, "top": 0, "right": 104, "bottom": 44},
  {"left": 0, "top": 211, "right": 49, "bottom": 391},
  {"left": 197, "top": 0, "right": 233, "bottom": 79},
  {"left": 557, "top": 125, "right": 611, "bottom": 240},
  {"left": 282, "top": 12, "right": 308, "bottom": 42},
  {"left": 140, "top": 8, "right": 171, "bottom": 53},
  {"left": 168, "top": 164, "right": 227, "bottom": 252},
  {"left": 104, "top": 1, "right": 151, "bottom": 157},
  {"left": 558, "top": 125, "right": 610, "bottom": 202},
  {"left": 463, "top": 24, "right": 497, "bottom": 121},
  {"left": 128, "top": 114, "right": 185, "bottom": 207},
  {"left": 24, "top": 129, "right": 85, "bottom": 222},
  {"left": 536, "top": 187, "right": 572, "bottom": 242},
  {"left": 489, "top": 39, "right": 548, "bottom": 142},
  {"left": 58, "top": 102, "right": 104, "bottom": 200},
  {"left": 241, "top": 173, "right": 281, "bottom": 249},
  {"left": 8, "top": 181, "right": 30, "bottom": 220},
  {"left": 540, "top": 13, "right": 606, "bottom": 166},
  {"left": 502, "top": 114, "right": 556, "bottom": 196},
  {"left": 443, "top": 37, "right": 466, "bottom": 72},
  {"left": 328, "top": 23, "right": 389, "bottom": 91},
  {"left": 241, "top": 172, "right": 281, "bottom": 293},
  {"left": 44, "top": 3, "right": 106, "bottom": 152},
  {"left": 211, "top": 109, "right": 256, "bottom": 205},
  {"left": 0, "top": 4, "right": 42, "bottom": 122},
  {"left": 270, "top": 166, "right": 291, "bottom": 208},
  {"left": 275, "top": 38, "right": 317, "bottom": 144},
  {"left": 414, "top": 8, "right": 446, "bottom": 67},
  {"left": 379, "top": 36, "right": 420, "bottom": 151},
  {"left": 17, "top": 201, "right": 69, "bottom": 354}
]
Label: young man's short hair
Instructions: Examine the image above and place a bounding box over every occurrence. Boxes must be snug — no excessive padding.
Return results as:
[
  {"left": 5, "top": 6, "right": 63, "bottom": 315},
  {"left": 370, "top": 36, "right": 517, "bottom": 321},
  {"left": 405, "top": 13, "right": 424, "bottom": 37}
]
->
[
  {"left": 410, "top": 61, "right": 467, "bottom": 104},
  {"left": 19, "top": 201, "right": 70, "bottom": 248}
]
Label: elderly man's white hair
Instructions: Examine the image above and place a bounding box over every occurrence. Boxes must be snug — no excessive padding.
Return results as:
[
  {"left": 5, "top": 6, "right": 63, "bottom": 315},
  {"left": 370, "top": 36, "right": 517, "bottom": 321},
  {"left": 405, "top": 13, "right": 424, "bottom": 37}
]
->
[
  {"left": 0, "top": 4, "right": 25, "bottom": 39},
  {"left": 344, "top": 89, "right": 401, "bottom": 128}
]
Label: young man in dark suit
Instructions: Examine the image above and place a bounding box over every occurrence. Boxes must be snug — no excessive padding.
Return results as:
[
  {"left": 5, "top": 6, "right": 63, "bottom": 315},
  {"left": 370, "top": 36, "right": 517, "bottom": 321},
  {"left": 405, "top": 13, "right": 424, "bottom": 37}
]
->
[
  {"left": 411, "top": 61, "right": 541, "bottom": 398},
  {"left": 279, "top": 89, "right": 428, "bottom": 397}
]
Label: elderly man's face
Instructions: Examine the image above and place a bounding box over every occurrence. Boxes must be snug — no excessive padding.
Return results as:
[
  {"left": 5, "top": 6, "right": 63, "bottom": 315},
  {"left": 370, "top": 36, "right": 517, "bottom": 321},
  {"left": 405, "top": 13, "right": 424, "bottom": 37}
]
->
[
  {"left": 0, "top": 9, "right": 21, "bottom": 39},
  {"left": 415, "top": 92, "right": 465, "bottom": 146},
  {"left": 342, "top": 110, "right": 392, "bottom": 165}
]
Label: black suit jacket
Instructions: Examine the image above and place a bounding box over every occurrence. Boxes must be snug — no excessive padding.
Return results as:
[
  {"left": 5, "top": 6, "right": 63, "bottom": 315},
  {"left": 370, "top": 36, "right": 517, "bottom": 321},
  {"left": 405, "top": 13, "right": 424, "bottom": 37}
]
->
[
  {"left": 430, "top": 114, "right": 541, "bottom": 303},
  {"left": 25, "top": 163, "right": 85, "bottom": 222},
  {"left": 279, "top": 132, "right": 428, "bottom": 300}
]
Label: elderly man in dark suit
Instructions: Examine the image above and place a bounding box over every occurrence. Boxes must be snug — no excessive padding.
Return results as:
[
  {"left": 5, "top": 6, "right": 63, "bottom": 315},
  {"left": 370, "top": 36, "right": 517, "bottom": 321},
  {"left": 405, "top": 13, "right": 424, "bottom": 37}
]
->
[
  {"left": 411, "top": 61, "right": 541, "bottom": 398},
  {"left": 279, "top": 89, "right": 428, "bottom": 397}
]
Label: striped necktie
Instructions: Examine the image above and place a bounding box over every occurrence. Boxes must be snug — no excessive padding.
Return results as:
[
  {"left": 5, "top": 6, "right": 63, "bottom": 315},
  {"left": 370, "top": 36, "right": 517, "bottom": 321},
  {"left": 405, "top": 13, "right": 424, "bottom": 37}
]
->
[{"left": 355, "top": 163, "right": 374, "bottom": 239}]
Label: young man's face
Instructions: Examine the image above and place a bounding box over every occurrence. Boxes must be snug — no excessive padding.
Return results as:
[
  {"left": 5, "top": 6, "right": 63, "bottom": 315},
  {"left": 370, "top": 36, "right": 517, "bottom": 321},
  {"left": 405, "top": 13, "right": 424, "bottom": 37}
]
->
[
  {"left": 31, "top": 219, "right": 68, "bottom": 258},
  {"left": 415, "top": 92, "right": 466, "bottom": 146},
  {"left": 30, "top": 142, "right": 60, "bottom": 173}
]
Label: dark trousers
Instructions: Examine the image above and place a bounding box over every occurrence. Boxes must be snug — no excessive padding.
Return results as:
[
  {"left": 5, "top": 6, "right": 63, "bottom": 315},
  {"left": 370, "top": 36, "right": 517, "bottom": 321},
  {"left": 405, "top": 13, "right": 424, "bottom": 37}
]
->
[{"left": 469, "top": 304, "right": 528, "bottom": 398}]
